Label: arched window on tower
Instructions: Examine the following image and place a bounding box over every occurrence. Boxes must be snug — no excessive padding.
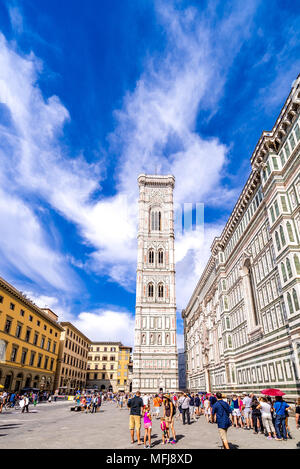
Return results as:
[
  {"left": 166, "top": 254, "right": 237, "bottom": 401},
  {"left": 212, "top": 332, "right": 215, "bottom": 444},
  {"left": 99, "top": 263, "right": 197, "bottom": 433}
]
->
[
  {"left": 158, "top": 283, "right": 164, "bottom": 298},
  {"left": 150, "top": 209, "right": 162, "bottom": 231},
  {"left": 294, "top": 254, "right": 300, "bottom": 275},
  {"left": 148, "top": 283, "right": 154, "bottom": 298},
  {"left": 286, "top": 258, "right": 292, "bottom": 278},
  {"left": 158, "top": 249, "right": 163, "bottom": 264},
  {"left": 281, "top": 262, "right": 287, "bottom": 282},
  {"left": 293, "top": 289, "right": 299, "bottom": 311},
  {"left": 165, "top": 333, "right": 170, "bottom": 345},
  {"left": 287, "top": 222, "right": 295, "bottom": 242},
  {"left": 148, "top": 249, "right": 154, "bottom": 264}
]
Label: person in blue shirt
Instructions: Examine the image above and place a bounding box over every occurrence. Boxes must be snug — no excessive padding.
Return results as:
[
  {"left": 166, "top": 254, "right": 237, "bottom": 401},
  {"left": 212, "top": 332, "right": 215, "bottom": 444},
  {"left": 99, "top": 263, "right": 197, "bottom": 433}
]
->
[
  {"left": 209, "top": 394, "right": 217, "bottom": 423},
  {"left": 212, "top": 392, "right": 232, "bottom": 450},
  {"left": 273, "top": 396, "right": 289, "bottom": 441}
]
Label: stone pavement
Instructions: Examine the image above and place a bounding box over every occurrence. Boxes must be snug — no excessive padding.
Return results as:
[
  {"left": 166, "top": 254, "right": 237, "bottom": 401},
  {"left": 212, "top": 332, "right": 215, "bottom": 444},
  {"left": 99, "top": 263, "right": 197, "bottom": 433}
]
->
[{"left": 0, "top": 400, "right": 299, "bottom": 449}]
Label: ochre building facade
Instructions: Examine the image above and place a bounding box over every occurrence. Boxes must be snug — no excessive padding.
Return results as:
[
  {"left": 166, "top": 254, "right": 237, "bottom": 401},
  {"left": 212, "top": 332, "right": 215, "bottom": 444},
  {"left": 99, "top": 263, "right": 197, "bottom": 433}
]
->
[{"left": 0, "top": 277, "right": 63, "bottom": 392}]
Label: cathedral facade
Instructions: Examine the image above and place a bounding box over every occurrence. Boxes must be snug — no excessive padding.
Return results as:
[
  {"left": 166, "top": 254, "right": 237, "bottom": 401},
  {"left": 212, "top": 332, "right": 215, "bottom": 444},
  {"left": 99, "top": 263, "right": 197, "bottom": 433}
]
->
[
  {"left": 132, "top": 174, "right": 178, "bottom": 393},
  {"left": 183, "top": 75, "right": 300, "bottom": 398}
]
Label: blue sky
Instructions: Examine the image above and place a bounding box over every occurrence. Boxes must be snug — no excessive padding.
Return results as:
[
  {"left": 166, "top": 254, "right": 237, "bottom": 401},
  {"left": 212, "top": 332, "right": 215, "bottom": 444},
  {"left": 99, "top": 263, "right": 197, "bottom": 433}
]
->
[{"left": 0, "top": 0, "right": 299, "bottom": 347}]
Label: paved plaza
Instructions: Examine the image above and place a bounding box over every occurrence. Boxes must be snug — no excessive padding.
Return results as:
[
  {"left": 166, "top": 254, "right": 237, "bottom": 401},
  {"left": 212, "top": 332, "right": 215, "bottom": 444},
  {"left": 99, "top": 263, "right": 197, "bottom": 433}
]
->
[{"left": 0, "top": 400, "right": 299, "bottom": 449}]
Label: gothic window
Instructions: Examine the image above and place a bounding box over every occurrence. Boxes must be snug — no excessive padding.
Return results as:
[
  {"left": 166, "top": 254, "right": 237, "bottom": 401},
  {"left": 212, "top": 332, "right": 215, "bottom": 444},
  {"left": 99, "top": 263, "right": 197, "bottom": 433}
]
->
[
  {"left": 287, "top": 292, "right": 294, "bottom": 314},
  {"left": 157, "top": 334, "right": 162, "bottom": 345},
  {"left": 286, "top": 222, "right": 295, "bottom": 242},
  {"left": 294, "top": 255, "right": 300, "bottom": 275},
  {"left": 292, "top": 289, "right": 299, "bottom": 311},
  {"left": 158, "top": 249, "right": 163, "bottom": 264},
  {"left": 286, "top": 258, "right": 293, "bottom": 278},
  {"left": 165, "top": 333, "right": 170, "bottom": 345},
  {"left": 148, "top": 249, "right": 154, "bottom": 264},
  {"left": 142, "top": 334, "right": 146, "bottom": 345},
  {"left": 275, "top": 231, "right": 281, "bottom": 251},
  {"left": 148, "top": 283, "right": 154, "bottom": 298},
  {"left": 151, "top": 209, "right": 162, "bottom": 231},
  {"left": 279, "top": 225, "right": 286, "bottom": 246},
  {"left": 150, "top": 334, "right": 154, "bottom": 345},
  {"left": 281, "top": 263, "right": 287, "bottom": 282},
  {"left": 158, "top": 283, "right": 164, "bottom": 298}
]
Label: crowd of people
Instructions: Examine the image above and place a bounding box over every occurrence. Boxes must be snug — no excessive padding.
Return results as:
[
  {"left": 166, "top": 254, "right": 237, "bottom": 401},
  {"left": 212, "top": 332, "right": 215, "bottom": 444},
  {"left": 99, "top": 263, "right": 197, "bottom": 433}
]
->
[
  {"left": 1, "top": 387, "right": 300, "bottom": 449},
  {"left": 124, "top": 391, "right": 300, "bottom": 449},
  {"left": 0, "top": 390, "right": 55, "bottom": 413}
]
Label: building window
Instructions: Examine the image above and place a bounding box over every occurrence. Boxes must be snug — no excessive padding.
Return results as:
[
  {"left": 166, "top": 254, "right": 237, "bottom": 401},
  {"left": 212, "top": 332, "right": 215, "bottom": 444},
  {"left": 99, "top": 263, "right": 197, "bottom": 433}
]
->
[
  {"left": 158, "top": 250, "right": 163, "bottom": 264},
  {"left": 29, "top": 352, "right": 35, "bottom": 366},
  {"left": 21, "top": 349, "right": 27, "bottom": 365},
  {"left": 5, "top": 318, "right": 12, "bottom": 334},
  {"left": 37, "top": 355, "right": 42, "bottom": 368},
  {"left": 103, "top": 356, "right": 107, "bottom": 361},
  {"left": 29, "top": 315, "right": 33, "bottom": 322},
  {"left": 20, "top": 309, "right": 25, "bottom": 316},
  {"left": 151, "top": 210, "right": 162, "bottom": 231},
  {"left": 47, "top": 340, "right": 51, "bottom": 351},
  {"left": 0, "top": 295, "right": 3, "bottom": 303},
  {"left": 15, "top": 324, "right": 22, "bottom": 338},
  {"left": 10, "top": 303, "right": 15, "bottom": 311},
  {"left": 33, "top": 333, "right": 38, "bottom": 346},
  {"left": 110, "top": 374, "right": 113, "bottom": 379},
  {"left": 286, "top": 222, "right": 295, "bottom": 242},
  {"left": 40, "top": 337, "right": 45, "bottom": 348},
  {"left": 279, "top": 225, "right": 286, "bottom": 246},
  {"left": 53, "top": 342, "right": 56, "bottom": 353},
  {"left": 11, "top": 346, "right": 18, "bottom": 362},
  {"left": 281, "top": 263, "right": 287, "bottom": 283},
  {"left": 44, "top": 357, "right": 49, "bottom": 369},
  {"left": 275, "top": 231, "right": 281, "bottom": 251},
  {"left": 50, "top": 358, "right": 54, "bottom": 371},
  {"left": 293, "top": 289, "right": 299, "bottom": 311},
  {"left": 37, "top": 320, "right": 40, "bottom": 326},
  {"left": 148, "top": 283, "right": 154, "bottom": 298},
  {"left": 287, "top": 292, "right": 294, "bottom": 314},
  {"left": 44, "top": 325, "right": 47, "bottom": 331},
  {"left": 294, "top": 255, "right": 300, "bottom": 275},
  {"left": 25, "top": 329, "right": 31, "bottom": 343},
  {"left": 148, "top": 249, "right": 154, "bottom": 264},
  {"left": 158, "top": 283, "right": 164, "bottom": 298}
]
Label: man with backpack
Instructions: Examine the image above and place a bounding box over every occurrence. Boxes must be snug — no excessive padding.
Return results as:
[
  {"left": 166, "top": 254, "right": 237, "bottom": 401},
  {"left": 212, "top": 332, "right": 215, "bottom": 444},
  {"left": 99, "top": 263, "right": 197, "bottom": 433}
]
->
[{"left": 212, "top": 392, "right": 232, "bottom": 449}]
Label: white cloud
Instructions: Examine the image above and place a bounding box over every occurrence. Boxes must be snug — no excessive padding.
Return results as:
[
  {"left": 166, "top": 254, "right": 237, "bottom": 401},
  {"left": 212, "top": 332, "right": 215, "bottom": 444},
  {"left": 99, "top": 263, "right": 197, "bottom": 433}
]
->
[
  {"left": 72, "top": 309, "right": 136, "bottom": 345},
  {"left": 0, "top": 1, "right": 260, "bottom": 306}
]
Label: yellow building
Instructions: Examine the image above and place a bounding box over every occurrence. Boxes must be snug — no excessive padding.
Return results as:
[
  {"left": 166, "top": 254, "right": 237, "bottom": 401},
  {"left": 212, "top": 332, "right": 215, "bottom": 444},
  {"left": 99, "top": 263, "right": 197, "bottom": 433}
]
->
[
  {"left": 54, "top": 322, "right": 91, "bottom": 394},
  {"left": 117, "top": 345, "right": 132, "bottom": 392},
  {"left": 0, "top": 276, "right": 63, "bottom": 392},
  {"left": 87, "top": 342, "right": 121, "bottom": 392}
]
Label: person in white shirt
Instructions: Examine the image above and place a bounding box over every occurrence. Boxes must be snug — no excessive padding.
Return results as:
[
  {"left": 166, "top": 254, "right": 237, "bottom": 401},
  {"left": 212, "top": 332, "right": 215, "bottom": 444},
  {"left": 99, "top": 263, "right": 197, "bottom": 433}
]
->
[
  {"left": 242, "top": 394, "right": 252, "bottom": 429},
  {"left": 257, "top": 397, "right": 275, "bottom": 439},
  {"left": 21, "top": 395, "right": 29, "bottom": 413},
  {"left": 142, "top": 394, "right": 150, "bottom": 407}
]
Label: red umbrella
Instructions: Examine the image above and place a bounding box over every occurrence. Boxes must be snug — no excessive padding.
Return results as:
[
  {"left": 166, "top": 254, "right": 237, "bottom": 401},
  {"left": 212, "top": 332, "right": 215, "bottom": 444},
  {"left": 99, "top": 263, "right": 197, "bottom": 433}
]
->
[{"left": 261, "top": 388, "right": 285, "bottom": 396}]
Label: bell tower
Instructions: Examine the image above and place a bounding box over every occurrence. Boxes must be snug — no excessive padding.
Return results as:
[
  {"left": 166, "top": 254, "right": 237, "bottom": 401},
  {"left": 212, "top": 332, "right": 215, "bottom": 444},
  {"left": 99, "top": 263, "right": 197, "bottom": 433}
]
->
[{"left": 132, "top": 174, "right": 178, "bottom": 393}]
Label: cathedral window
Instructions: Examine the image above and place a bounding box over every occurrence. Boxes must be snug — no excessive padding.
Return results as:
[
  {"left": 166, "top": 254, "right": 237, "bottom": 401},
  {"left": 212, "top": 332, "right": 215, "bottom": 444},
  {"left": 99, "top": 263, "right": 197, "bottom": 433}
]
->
[
  {"left": 148, "top": 249, "right": 154, "bottom": 264},
  {"left": 165, "top": 333, "right": 170, "bottom": 345},
  {"left": 279, "top": 225, "right": 286, "bottom": 246},
  {"left": 294, "top": 254, "right": 300, "bottom": 275},
  {"left": 148, "top": 283, "right": 154, "bottom": 298},
  {"left": 292, "top": 289, "right": 299, "bottom": 311},
  {"left": 287, "top": 292, "right": 294, "bottom": 314},
  {"left": 286, "top": 222, "right": 295, "bottom": 242},
  {"left": 286, "top": 258, "right": 293, "bottom": 278},
  {"left": 275, "top": 231, "right": 281, "bottom": 251},
  {"left": 281, "top": 263, "right": 287, "bottom": 282}
]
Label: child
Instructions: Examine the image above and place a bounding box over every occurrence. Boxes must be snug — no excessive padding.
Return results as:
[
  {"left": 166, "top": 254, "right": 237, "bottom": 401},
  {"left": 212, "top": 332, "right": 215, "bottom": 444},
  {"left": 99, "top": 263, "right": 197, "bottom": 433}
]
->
[
  {"left": 143, "top": 405, "right": 152, "bottom": 448},
  {"left": 160, "top": 417, "right": 168, "bottom": 444}
]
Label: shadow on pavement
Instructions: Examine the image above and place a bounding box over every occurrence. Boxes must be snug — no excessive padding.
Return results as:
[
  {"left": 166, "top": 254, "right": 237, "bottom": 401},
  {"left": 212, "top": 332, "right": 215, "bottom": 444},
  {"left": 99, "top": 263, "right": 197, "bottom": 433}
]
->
[{"left": 0, "top": 424, "right": 22, "bottom": 429}]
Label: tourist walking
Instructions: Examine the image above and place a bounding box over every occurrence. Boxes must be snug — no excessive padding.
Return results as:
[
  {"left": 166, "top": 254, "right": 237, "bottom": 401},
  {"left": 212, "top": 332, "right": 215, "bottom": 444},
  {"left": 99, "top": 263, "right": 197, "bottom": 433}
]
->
[
  {"left": 91, "top": 394, "right": 98, "bottom": 413},
  {"left": 21, "top": 394, "right": 29, "bottom": 413},
  {"left": 127, "top": 391, "right": 144, "bottom": 445},
  {"left": 179, "top": 393, "right": 190, "bottom": 425},
  {"left": 212, "top": 392, "right": 232, "bottom": 450},
  {"left": 189, "top": 393, "right": 196, "bottom": 422},
  {"left": 209, "top": 394, "right": 217, "bottom": 423},
  {"left": 273, "top": 395, "right": 289, "bottom": 441},
  {"left": 153, "top": 394, "right": 161, "bottom": 419}
]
